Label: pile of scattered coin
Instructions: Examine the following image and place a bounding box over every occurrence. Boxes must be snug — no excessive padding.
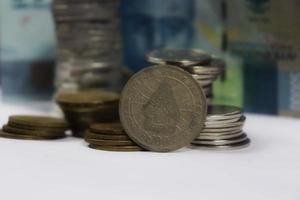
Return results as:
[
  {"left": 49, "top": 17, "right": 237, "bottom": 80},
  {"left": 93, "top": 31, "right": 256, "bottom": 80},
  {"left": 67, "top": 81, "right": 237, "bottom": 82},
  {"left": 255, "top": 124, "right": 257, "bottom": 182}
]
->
[
  {"left": 85, "top": 123, "right": 145, "bottom": 152},
  {"left": 55, "top": 90, "right": 120, "bottom": 137},
  {"left": 146, "top": 49, "right": 225, "bottom": 103},
  {"left": 191, "top": 105, "right": 250, "bottom": 149},
  {"left": 52, "top": 0, "right": 123, "bottom": 92},
  {"left": 0, "top": 116, "right": 68, "bottom": 140}
]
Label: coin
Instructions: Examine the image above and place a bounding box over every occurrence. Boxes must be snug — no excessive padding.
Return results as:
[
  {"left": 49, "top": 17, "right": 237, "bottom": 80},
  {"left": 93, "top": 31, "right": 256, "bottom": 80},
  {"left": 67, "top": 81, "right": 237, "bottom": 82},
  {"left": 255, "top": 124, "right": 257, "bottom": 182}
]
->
[
  {"left": 196, "top": 131, "right": 244, "bottom": 140},
  {"left": 2, "top": 125, "right": 65, "bottom": 137},
  {"left": 204, "top": 118, "right": 245, "bottom": 129},
  {"left": 7, "top": 121, "right": 68, "bottom": 132},
  {"left": 85, "top": 138, "right": 136, "bottom": 146},
  {"left": 202, "top": 126, "right": 242, "bottom": 133},
  {"left": 146, "top": 49, "right": 211, "bottom": 67},
  {"left": 186, "top": 66, "right": 222, "bottom": 75},
  {"left": 55, "top": 90, "right": 119, "bottom": 106},
  {"left": 192, "top": 134, "right": 248, "bottom": 145},
  {"left": 89, "top": 123, "right": 124, "bottom": 135},
  {"left": 0, "top": 130, "right": 64, "bottom": 140},
  {"left": 207, "top": 105, "right": 243, "bottom": 119},
  {"left": 120, "top": 65, "right": 207, "bottom": 152},
  {"left": 85, "top": 131, "right": 130, "bottom": 140},
  {"left": 88, "top": 144, "right": 144, "bottom": 152},
  {"left": 205, "top": 116, "right": 243, "bottom": 125},
  {"left": 9, "top": 116, "right": 68, "bottom": 129},
  {"left": 191, "top": 138, "right": 251, "bottom": 150}
]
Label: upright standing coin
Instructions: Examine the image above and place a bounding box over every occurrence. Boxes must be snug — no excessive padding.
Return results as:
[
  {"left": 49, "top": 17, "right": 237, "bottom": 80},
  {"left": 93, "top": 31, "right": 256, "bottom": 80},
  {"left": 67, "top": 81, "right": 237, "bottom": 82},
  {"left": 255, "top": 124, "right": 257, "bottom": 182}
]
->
[
  {"left": 119, "top": 65, "right": 207, "bottom": 152},
  {"left": 146, "top": 49, "right": 211, "bottom": 67}
]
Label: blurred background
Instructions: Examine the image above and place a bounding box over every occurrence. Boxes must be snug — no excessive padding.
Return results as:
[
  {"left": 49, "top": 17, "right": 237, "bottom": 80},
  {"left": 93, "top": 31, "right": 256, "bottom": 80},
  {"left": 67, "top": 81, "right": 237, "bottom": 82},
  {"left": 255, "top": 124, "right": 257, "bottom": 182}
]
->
[{"left": 0, "top": 0, "right": 299, "bottom": 117}]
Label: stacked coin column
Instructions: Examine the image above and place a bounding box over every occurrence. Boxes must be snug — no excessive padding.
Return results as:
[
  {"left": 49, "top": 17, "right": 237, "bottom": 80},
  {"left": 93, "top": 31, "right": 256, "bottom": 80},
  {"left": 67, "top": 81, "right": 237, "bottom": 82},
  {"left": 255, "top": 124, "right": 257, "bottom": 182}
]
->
[
  {"left": 52, "top": 0, "right": 123, "bottom": 92},
  {"left": 146, "top": 49, "right": 225, "bottom": 103}
]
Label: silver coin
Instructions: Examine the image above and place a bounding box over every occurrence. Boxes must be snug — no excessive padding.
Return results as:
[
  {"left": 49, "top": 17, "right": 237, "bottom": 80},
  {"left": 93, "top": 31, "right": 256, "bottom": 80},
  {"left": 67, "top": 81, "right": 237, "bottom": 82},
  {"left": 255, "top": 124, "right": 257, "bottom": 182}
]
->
[
  {"left": 191, "top": 74, "right": 217, "bottom": 80},
  {"left": 119, "top": 65, "right": 207, "bottom": 152},
  {"left": 205, "top": 115, "right": 244, "bottom": 125},
  {"left": 202, "top": 126, "right": 242, "bottom": 133},
  {"left": 146, "top": 49, "right": 211, "bottom": 67},
  {"left": 186, "top": 65, "right": 222, "bottom": 75},
  {"left": 192, "top": 134, "right": 248, "bottom": 145},
  {"left": 190, "top": 138, "right": 251, "bottom": 150},
  {"left": 197, "top": 131, "right": 244, "bottom": 140},
  {"left": 200, "top": 128, "right": 244, "bottom": 135},
  {"left": 204, "top": 116, "right": 245, "bottom": 129},
  {"left": 208, "top": 105, "right": 243, "bottom": 116}
]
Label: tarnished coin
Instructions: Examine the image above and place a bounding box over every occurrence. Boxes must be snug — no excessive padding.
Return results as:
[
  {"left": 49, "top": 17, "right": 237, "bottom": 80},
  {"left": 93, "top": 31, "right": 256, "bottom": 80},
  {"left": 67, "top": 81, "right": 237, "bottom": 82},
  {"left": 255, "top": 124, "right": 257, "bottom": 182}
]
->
[
  {"left": 55, "top": 90, "right": 119, "bottom": 106},
  {"left": 9, "top": 115, "right": 68, "bottom": 128},
  {"left": 7, "top": 121, "right": 68, "bottom": 132},
  {"left": 85, "top": 131, "right": 130, "bottom": 140},
  {"left": 0, "top": 130, "right": 64, "bottom": 140},
  {"left": 120, "top": 65, "right": 207, "bottom": 152},
  {"left": 193, "top": 134, "right": 248, "bottom": 145},
  {"left": 88, "top": 144, "right": 145, "bottom": 152},
  {"left": 186, "top": 65, "right": 222, "bottom": 75},
  {"left": 191, "top": 138, "right": 251, "bottom": 150},
  {"left": 89, "top": 123, "right": 124, "bottom": 135},
  {"left": 85, "top": 138, "right": 136, "bottom": 146},
  {"left": 146, "top": 49, "right": 211, "bottom": 67},
  {"left": 2, "top": 125, "right": 65, "bottom": 137}
]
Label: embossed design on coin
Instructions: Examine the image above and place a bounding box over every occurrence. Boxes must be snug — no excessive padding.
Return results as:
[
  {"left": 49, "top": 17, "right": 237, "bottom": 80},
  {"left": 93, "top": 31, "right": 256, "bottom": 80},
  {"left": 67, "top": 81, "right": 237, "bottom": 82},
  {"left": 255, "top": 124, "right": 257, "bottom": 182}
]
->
[{"left": 120, "top": 65, "right": 207, "bottom": 152}]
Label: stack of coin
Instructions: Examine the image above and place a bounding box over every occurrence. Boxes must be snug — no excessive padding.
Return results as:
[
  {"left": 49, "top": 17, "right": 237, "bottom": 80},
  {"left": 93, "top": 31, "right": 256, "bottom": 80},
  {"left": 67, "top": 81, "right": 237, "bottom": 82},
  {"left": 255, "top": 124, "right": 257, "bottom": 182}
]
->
[
  {"left": 146, "top": 49, "right": 225, "bottom": 103},
  {"left": 55, "top": 90, "right": 120, "bottom": 137},
  {"left": 85, "top": 123, "right": 145, "bottom": 152},
  {"left": 52, "top": 0, "right": 123, "bottom": 92},
  {"left": 191, "top": 105, "right": 250, "bottom": 149},
  {"left": 0, "top": 116, "right": 68, "bottom": 140}
]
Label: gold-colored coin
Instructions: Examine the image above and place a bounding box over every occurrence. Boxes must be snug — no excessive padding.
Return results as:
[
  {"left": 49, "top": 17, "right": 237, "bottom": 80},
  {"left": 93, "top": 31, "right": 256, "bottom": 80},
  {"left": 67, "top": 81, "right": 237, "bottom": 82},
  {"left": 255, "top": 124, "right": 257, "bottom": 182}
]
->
[
  {"left": 88, "top": 144, "right": 145, "bottom": 152},
  {"left": 7, "top": 122, "right": 67, "bottom": 133},
  {"left": 55, "top": 90, "right": 119, "bottom": 106},
  {"left": 85, "top": 138, "right": 136, "bottom": 146},
  {"left": 85, "top": 131, "right": 129, "bottom": 140},
  {"left": 2, "top": 125, "right": 65, "bottom": 138},
  {"left": 0, "top": 130, "right": 64, "bottom": 140},
  {"left": 9, "top": 115, "right": 68, "bottom": 128},
  {"left": 89, "top": 123, "right": 124, "bottom": 135}
]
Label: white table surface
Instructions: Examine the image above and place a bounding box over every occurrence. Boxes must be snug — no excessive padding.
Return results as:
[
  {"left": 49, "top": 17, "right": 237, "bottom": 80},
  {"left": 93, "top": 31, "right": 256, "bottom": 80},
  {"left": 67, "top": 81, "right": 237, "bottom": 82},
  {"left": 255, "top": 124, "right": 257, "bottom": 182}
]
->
[{"left": 0, "top": 101, "right": 300, "bottom": 200}]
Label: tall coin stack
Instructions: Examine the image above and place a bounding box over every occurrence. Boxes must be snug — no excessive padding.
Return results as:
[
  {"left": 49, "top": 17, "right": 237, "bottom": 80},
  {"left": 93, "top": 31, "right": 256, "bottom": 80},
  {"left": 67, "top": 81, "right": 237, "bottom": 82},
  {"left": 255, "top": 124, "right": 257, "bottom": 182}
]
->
[
  {"left": 146, "top": 49, "right": 224, "bottom": 103},
  {"left": 191, "top": 105, "right": 250, "bottom": 149},
  {"left": 52, "top": 0, "right": 123, "bottom": 92}
]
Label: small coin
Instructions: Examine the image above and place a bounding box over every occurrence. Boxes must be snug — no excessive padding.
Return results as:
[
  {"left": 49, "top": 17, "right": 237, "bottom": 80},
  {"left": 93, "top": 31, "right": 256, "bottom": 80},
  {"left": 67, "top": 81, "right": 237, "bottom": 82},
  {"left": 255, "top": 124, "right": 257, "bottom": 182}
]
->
[
  {"left": 120, "top": 65, "right": 207, "bottom": 152},
  {"left": 193, "top": 133, "right": 247, "bottom": 145},
  {"left": 207, "top": 105, "right": 243, "bottom": 119},
  {"left": 191, "top": 138, "right": 251, "bottom": 150},
  {"left": 205, "top": 116, "right": 243, "bottom": 125},
  {"left": 146, "top": 49, "right": 211, "bottom": 67},
  {"left": 192, "top": 134, "right": 248, "bottom": 146},
  {"left": 9, "top": 115, "right": 68, "bottom": 128},
  {"left": 186, "top": 66, "right": 222, "bottom": 75},
  {"left": 2, "top": 125, "right": 65, "bottom": 137},
  {"left": 88, "top": 144, "right": 144, "bottom": 152},
  {"left": 7, "top": 121, "right": 68, "bottom": 132},
  {"left": 204, "top": 117, "right": 245, "bottom": 129},
  {"left": 89, "top": 123, "right": 124, "bottom": 135},
  {"left": 196, "top": 131, "right": 244, "bottom": 140},
  {"left": 55, "top": 90, "right": 119, "bottom": 106},
  {"left": 0, "top": 130, "right": 64, "bottom": 140},
  {"left": 85, "top": 131, "right": 129, "bottom": 140},
  {"left": 202, "top": 126, "right": 242, "bottom": 133},
  {"left": 85, "top": 138, "right": 136, "bottom": 146}
]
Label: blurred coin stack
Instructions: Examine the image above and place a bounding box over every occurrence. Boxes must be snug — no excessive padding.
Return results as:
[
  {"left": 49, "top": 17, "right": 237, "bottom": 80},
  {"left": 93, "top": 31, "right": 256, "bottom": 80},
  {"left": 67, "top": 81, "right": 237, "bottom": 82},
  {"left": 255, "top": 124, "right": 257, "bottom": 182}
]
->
[
  {"left": 85, "top": 123, "right": 145, "bottom": 152},
  {"left": 192, "top": 105, "right": 250, "bottom": 149},
  {"left": 55, "top": 91, "right": 120, "bottom": 137},
  {"left": 146, "top": 49, "right": 225, "bottom": 103},
  {"left": 0, "top": 116, "right": 68, "bottom": 140},
  {"left": 52, "top": 0, "right": 123, "bottom": 92}
]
